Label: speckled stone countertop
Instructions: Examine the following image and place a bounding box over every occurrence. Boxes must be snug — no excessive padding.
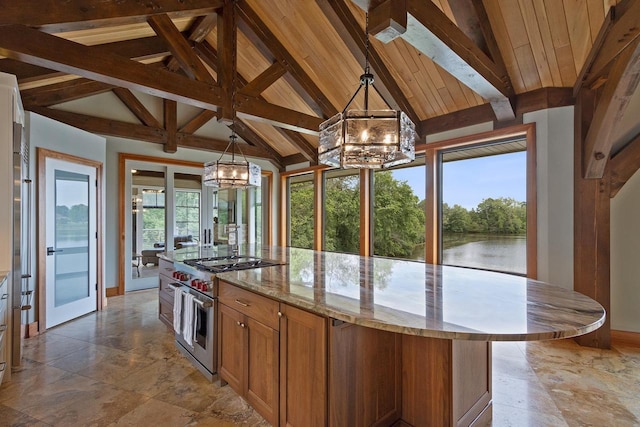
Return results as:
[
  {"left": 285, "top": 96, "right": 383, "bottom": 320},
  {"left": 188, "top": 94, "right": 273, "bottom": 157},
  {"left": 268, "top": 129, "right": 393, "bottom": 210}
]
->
[
  {"left": 162, "top": 246, "right": 605, "bottom": 341},
  {"left": 0, "top": 270, "right": 9, "bottom": 285}
]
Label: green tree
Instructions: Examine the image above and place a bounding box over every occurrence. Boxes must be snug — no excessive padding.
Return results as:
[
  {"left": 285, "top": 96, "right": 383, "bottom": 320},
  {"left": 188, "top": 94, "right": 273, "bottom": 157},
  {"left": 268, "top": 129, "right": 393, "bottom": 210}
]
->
[
  {"left": 373, "top": 171, "right": 425, "bottom": 258},
  {"left": 289, "top": 180, "right": 315, "bottom": 249},
  {"left": 472, "top": 197, "right": 525, "bottom": 234},
  {"left": 324, "top": 175, "right": 360, "bottom": 253},
  {"left": 444, "top": 204, "right": 471, "bottom": 233}
]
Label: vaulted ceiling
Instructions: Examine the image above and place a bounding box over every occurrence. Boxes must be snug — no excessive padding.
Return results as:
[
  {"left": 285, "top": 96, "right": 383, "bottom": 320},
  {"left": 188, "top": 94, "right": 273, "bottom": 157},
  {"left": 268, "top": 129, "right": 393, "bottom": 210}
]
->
[{"left": 1, "top": 0, "right": 638, "bottom": 172}]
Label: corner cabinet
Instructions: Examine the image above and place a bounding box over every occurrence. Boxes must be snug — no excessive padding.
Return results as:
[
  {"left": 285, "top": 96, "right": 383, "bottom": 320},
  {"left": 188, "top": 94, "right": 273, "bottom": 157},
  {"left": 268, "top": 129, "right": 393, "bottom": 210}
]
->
[{"left": 158, "top": 258, "right": 176, "bottom": 328}]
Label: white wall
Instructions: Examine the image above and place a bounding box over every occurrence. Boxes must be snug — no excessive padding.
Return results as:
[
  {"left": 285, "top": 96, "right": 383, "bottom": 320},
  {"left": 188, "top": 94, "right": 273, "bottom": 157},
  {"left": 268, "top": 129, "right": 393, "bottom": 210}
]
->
[
  {"left": 25, "top": 112, "right": 107, "bottom": 321},
  {"left": 525, "top": 107, "right": 575, "bottom": 289},
  {"left": 611, "top": 169, "right": 640, "bottom": 333}
]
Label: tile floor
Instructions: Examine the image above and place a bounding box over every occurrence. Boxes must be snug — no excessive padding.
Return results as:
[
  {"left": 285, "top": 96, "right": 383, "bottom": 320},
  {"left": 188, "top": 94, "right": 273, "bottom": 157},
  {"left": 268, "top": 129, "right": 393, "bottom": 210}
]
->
[{"left": 0, "top": 289, "right": 638, "bottom": 426}]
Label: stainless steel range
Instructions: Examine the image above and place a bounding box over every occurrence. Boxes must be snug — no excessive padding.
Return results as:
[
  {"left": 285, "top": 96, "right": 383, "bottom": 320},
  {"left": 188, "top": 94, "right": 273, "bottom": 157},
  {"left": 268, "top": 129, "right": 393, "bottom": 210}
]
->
[
  {"left": 183, "top": 255, "right": 282, "bottom": 273},
  {"left": 171, "top": 255, "right": 282, "bottom": 381}
]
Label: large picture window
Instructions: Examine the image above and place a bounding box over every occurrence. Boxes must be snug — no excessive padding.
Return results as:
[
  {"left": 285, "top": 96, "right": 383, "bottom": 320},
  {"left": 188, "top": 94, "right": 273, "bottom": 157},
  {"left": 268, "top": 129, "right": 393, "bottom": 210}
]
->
[
  {"left": 323, "top": 169, "right": 360, "bottom": 254},
  {"left": 440, "top": 140, "right": 527, "bottom": 274},
  {"left": 373, "top": 157, "right": 426, "bottom": 260},
  {"left": 288, "top": 173, "right": 314, "bottom": 249}
]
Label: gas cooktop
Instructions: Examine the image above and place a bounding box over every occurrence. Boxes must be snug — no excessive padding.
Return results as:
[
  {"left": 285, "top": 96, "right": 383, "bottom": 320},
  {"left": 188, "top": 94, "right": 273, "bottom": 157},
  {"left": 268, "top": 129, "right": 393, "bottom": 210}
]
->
[{"left": 183, "top": 255, "right": 282, "bottom": 273}]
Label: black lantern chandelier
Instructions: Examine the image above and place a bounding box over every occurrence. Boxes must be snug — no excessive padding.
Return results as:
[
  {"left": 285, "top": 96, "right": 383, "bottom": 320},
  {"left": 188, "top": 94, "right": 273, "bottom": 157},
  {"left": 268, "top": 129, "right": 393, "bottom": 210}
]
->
[
  {"left": 318, "top": 13, "right": 416, "bottom": 169},
  {"left": 203, "top": 128, "right": 261, "bottom": 189}
]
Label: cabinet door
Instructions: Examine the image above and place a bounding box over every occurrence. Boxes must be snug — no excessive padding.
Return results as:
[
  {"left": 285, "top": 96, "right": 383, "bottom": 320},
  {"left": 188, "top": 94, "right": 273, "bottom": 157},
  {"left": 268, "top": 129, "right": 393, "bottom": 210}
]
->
[
  {"left": 218, "top": 303, "right": 246, "bottom": 394},
  {"left": 246, "top": 317, "right": 279, "bottom": 426},
  {"left": 280, "top": 304, "right": 327, "bottom": 427}
]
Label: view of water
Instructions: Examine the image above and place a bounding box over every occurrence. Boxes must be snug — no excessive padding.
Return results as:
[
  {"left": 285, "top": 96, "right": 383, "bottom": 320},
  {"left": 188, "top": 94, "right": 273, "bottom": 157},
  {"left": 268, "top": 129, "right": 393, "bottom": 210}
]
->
[{"left": 442, "top": 234, "right": 526, "bottom": 275}]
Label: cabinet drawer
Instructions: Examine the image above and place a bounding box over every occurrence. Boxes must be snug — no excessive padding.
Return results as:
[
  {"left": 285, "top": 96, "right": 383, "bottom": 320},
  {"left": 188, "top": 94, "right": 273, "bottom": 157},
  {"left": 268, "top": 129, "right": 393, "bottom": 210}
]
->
[
  {"left": 159, "top": 258, "right": 176, "bottom": 278},
  {"left": 219, "top": 281, "right": 279, "bottom": 331},
  {"left": 159, "top": 274, "right": 178, "bottom": 303}
]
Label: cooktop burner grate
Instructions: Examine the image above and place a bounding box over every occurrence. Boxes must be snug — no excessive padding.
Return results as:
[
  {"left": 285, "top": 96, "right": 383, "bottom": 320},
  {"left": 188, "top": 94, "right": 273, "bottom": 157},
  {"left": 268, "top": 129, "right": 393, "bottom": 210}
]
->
[{"left": 183, "top": 255, "right": 282, "bottom": 273}]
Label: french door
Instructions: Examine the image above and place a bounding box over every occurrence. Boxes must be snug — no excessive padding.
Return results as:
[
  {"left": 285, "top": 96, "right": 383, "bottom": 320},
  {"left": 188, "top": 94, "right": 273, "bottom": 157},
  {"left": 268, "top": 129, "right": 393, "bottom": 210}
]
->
[{"left": 45, "top": 158, "right": 97, "bottom": 328}]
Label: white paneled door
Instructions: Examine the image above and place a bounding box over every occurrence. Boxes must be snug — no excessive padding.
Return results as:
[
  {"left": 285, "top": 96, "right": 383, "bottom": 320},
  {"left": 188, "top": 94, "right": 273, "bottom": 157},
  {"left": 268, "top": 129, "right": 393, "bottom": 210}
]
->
[{"left": 45, "top": 158, "right": 97, "bottom": 328}]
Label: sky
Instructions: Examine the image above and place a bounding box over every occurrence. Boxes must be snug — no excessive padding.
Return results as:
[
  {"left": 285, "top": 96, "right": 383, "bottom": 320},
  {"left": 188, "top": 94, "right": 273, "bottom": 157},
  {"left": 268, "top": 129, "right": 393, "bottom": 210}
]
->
[{"left": 388, "top": 151, "right": 527, "bottom": 210}]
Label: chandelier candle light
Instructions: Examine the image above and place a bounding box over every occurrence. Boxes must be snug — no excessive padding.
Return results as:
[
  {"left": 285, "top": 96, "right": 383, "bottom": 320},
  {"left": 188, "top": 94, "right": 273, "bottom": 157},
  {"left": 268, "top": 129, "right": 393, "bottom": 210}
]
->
[
  {"left": 203, "top": 131, "right": 261, "bottom": 188},
  {"left": 318, "top": 13, "right": 416, "bottom": 169}
]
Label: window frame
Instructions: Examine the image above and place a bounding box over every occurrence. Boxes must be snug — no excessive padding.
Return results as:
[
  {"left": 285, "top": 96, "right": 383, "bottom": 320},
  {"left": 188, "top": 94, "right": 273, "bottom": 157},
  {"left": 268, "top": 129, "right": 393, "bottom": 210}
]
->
[{"left": 422, "top": 123, "right": 537, "bottom": 278}]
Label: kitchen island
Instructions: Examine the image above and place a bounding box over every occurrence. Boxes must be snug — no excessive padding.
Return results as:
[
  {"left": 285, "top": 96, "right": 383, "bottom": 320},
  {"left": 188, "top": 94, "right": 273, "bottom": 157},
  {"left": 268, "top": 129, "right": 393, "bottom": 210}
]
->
[{"left": 162, "top": 246, "right": 605, "bottom": 427}]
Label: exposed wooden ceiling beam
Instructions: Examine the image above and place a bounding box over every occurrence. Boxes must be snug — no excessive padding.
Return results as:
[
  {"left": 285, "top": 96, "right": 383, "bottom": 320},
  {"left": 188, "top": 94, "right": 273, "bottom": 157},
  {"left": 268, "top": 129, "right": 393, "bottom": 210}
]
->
[
  {"left": 315, "top": 0, "right": 421, "bottom": 128},
  {"left": 238, "top": 62, "right": 287, "bottom": 98},
  {"left": 0, "top": 0, "right": 223, "bottom": 33},
  {"left": 278, "top": 129, "right": 318, "bottom": 163},
  {"left": 113, "top": 88, "right": 162, "bottom": 128},
  {"left": 583, "top": 38, "right": 640, "bottom": 179},
  {"left": 573, "top": 8, "right": 614, "bottom": 96},
  {"left": 446, "top": 0, "right": 489, "bottom": 56},
  {"left": 421, "top": 87, "right": 574, "bottom": 135},
  {"left": 362, "top": 0, "right": 515, "bottom": 121},
  {"left": 164, "top": 99, "right": 178, "bottom": 153},
  {"left": 236, "top": 95, "right": 322, "bottom": 135},
  {"left": 29, "top": 106, "right": 168, "bottom": 143},
  {"left": 217, "top": 0, "right": 237, "bottom": 124},
  {"left": 176, "top": 133, "right": 277, "bottom": 161},
  {"left": 189, "top": 14, "right": 218, "bottom": 43},
  {"left": 578, "top": 0, "right": 640, "bottom": 91},
  {"left": 21, "top": 78, "right": 114, "bottom": 107},
  {"left": 610, "top": 130, "right": 640, "bottom": 197},
  {"left": 179, "top": 109, "right": 217, "bottom": 134},
  {"left": 0, "top": 34, "right": 176, "bottom": 85},
  {"left": 0, "top": 25, "right": 222, "bottom": 110},
  {"left": 282, "top": 153, "right": 311, "bottom": 166},
  {"left": 194, "top": 41, "right": 318, "bottom": 162},
  {"left": 468, "top": 0, "right": 511, "bottom": 91},
  {"left": 148, "top": 13, "right": 215, "bottom": 83},
  {"left": 237, "top": 0, "right": 338, "bottom": 119},
  {"left": 233, "top": 120, "right": 285, "bottom": 170},
  {"left": 27, "top": 106, "right": 279, "bottom": 164}
]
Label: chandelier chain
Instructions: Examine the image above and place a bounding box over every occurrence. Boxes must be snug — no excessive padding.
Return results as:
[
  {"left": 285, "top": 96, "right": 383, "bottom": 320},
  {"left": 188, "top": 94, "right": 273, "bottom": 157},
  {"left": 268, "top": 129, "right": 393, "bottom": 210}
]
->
[{"left": 364, "top": 12, "right": 370, "bottom": 74}]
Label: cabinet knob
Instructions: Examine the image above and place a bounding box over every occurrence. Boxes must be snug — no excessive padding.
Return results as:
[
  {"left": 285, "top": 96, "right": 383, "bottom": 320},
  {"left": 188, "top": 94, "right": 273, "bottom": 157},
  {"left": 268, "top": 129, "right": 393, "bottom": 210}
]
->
[
  {"left": 234, "top": 299, "right": 249, "bottom": 307},
  {"left": 277, "top": 311, "right": 283, "bottom": 318},
  {"left": 240, "top": 322, "right": 246, "bottom": 328}
]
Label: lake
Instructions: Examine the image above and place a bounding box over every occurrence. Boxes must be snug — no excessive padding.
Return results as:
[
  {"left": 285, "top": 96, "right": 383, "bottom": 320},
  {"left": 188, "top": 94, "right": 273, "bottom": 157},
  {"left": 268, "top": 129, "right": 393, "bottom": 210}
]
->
[{"left": 442, "top": 233, "right": 526, "bottom": 275}]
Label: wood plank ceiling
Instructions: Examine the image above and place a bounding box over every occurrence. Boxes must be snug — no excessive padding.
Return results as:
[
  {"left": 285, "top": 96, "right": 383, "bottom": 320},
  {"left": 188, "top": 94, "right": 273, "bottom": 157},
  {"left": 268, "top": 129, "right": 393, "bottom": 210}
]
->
[{"left": 0, "top": 0, "right": 632, "bottom": 170}]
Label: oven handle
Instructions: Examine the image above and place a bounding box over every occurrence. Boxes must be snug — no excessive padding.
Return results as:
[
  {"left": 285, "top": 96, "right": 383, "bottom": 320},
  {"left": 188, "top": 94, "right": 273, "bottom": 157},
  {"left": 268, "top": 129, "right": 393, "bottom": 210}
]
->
[{"left": 172, "top": 283, "right": 215, "bottom": 309}]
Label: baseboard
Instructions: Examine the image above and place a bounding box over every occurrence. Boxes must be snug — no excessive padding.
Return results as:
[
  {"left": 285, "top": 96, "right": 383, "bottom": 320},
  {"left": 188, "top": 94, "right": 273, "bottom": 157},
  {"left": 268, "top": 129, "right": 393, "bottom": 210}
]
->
[
  {"left": 26, "top": 322, "right": 39, "bottom": 338},
  {"left": 612, "top": 330, "right": 640, "bottom": 347},
  {"left": 106, "top": 287, "right": 119, "bottom": 297}
]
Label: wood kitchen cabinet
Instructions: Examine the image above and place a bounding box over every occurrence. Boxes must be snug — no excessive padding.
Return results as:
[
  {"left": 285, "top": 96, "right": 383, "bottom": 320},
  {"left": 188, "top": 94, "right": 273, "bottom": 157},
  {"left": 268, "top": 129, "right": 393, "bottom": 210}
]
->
[
  {"left": 157, "top": 258, "right": 176, "bottom": 328},
  {"left": 218, "top": 281, "right": 279, "bottom": 426},
  {"left": 279, "top": 303, "right": 327, "bottom": 427}
]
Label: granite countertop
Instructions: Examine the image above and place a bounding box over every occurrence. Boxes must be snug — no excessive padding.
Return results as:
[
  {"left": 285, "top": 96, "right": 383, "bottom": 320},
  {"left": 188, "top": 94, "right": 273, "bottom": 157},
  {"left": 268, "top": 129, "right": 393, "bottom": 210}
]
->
[
  {"left": 0, "top": 270, "right": 9, "bottom": 285},
  {"left": 163, "top": 246, "right": 605, "bottom": 342}
]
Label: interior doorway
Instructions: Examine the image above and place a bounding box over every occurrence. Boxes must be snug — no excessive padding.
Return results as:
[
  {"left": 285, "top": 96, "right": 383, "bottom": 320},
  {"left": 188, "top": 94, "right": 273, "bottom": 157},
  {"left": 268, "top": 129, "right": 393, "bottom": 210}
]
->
[{"left": 38, "top": 149, "right": 103, "bottom": 329}]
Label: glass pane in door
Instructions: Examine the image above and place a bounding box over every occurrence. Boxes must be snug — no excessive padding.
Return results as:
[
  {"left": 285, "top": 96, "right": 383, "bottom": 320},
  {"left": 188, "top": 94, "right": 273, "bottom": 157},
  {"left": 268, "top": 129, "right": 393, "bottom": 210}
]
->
[
  {"left": 131, "top": 169, "right": 165, "bottom": 281},
  {"left": 54, "top": 170, "right": 90, "bottom": 306}
]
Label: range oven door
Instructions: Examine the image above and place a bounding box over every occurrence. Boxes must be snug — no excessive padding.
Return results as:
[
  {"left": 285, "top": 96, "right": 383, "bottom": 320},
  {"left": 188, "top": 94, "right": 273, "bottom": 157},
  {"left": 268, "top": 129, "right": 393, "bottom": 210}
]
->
[{"left": 175, "top": 288, "right": 216, "bottom": 378}]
